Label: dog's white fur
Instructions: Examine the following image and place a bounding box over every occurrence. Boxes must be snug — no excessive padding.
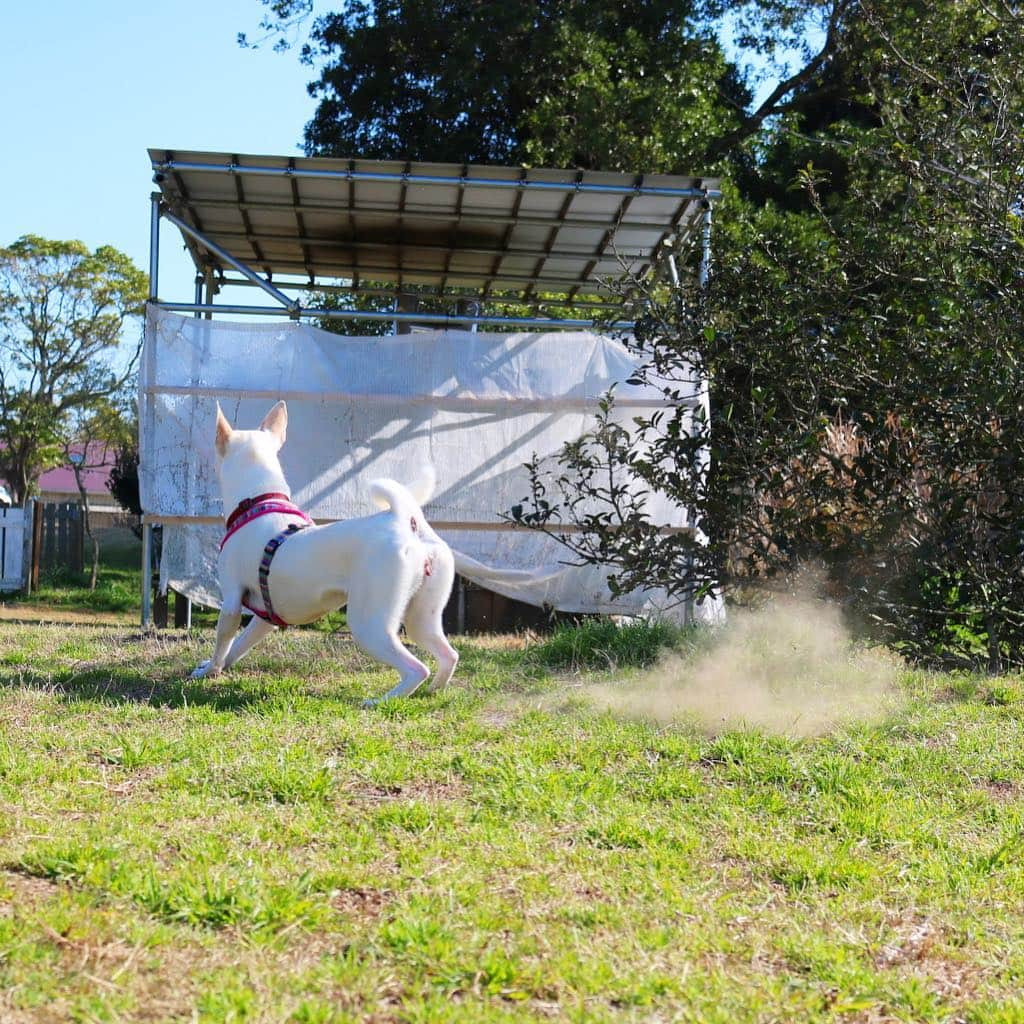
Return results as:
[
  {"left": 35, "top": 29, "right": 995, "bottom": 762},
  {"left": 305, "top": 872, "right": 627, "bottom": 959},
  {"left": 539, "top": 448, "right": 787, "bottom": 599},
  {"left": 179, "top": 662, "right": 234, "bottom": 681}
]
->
[{"left": 191, "top": 401, "right": 459, "bottom": 704}]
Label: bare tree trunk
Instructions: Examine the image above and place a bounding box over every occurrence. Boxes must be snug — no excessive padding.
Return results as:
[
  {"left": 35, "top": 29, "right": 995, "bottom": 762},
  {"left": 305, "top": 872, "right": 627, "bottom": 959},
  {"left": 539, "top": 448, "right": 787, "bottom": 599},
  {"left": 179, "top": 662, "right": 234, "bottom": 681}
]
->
[
  {"left": 71, "top": 462, "right": 100, "bottom": 590},
  {"left": 13, "top": 464, "right": 29, "bottom": 507},
  {"left": 986, "top": 613, "right": 1003, "bottom": 675}
]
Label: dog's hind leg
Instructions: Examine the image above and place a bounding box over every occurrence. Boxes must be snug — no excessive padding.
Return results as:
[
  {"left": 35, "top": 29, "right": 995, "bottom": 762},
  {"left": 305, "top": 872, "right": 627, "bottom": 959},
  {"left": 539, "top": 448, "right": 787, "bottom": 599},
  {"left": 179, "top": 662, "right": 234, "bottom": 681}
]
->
[
  {"left": 404, "top": 589, "right": 459, "bottom": 693},
  {"left": 223, "top": 615, "right": 276, "bottom": 670},
  {"left": 349, "top": 609, "right": 430, "bottom": 705}
]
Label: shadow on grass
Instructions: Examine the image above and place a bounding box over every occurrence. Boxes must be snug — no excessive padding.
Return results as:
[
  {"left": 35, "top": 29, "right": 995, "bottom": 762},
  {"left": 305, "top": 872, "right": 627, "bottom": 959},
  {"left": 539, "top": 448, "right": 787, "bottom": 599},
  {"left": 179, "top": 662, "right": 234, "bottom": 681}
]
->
[
  {"left": 0, "top": 619, "right": 547, "bottom": 714},
  {"left": 0, "top": 661, "right": 273, "bottom": 713}
]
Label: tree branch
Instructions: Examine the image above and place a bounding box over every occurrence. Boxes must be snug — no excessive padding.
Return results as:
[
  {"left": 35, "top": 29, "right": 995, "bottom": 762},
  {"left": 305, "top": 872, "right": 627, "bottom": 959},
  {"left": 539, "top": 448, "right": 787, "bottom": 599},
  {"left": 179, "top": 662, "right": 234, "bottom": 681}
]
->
[{"left": 705, "top": 0, "right": 853, "bottom": 161}]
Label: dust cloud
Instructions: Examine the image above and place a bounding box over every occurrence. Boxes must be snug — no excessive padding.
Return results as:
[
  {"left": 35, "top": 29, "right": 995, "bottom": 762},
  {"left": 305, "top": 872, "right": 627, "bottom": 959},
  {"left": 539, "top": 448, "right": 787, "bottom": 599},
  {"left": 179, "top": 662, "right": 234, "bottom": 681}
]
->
[{"left": 587, "top": 597, "right": 901, "bottom": 736}]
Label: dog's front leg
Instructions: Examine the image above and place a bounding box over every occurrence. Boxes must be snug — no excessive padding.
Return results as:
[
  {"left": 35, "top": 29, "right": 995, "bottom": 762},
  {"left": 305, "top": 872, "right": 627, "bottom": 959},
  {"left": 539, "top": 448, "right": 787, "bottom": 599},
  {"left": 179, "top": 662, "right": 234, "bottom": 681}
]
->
[
  {"left": 191, "top": 602, "right": 242, "bottom": 679},
  {"left": 222, "top": 616, "right": 275, "bottom": 670}
]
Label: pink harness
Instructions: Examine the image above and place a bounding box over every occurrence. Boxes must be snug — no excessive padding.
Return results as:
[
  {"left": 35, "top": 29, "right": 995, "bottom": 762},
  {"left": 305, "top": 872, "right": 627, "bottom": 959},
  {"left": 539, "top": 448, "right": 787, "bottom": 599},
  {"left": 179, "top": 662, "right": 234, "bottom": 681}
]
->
[{"left": 221, "top": 492, "right": 314, "bottom": 628}]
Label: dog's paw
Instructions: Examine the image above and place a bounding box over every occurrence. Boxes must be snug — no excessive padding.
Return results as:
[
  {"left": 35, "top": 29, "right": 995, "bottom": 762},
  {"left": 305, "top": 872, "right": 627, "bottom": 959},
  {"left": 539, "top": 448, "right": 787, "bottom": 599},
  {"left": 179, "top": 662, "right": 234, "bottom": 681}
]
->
[{"left": 190, "top": 660, "right": 221, "bottom": 680}]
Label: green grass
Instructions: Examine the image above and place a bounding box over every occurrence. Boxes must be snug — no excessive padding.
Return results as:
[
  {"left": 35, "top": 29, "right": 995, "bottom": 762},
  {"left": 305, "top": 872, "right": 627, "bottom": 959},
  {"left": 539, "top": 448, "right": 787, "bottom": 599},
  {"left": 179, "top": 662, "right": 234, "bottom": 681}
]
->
[
  {"left": 2, "top": 621, "right": 1024, "bottom": 1022},
  {"left": 22, "top": 563, "right": 141, "bottom": 615},
  {"left": 7, "top": 527, "right": 143, "bottom": 616},
  {"left": 524, "top": 617, "right": 685, "bottom": 671}
]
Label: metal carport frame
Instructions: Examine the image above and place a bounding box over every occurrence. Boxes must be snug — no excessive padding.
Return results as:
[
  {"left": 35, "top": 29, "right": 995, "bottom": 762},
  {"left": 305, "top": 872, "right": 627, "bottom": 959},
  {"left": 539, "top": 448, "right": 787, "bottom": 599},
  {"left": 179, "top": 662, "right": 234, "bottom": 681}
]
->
[{"left": 141, "top": 149, "right": 720, "bottom": 624}]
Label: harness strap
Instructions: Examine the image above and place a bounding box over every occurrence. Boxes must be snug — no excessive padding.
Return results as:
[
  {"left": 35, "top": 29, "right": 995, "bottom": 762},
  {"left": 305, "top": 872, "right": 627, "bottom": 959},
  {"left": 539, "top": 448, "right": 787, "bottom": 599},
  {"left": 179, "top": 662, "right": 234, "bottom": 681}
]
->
[
  {"left": 221, "top": 492, "right": 314, "bottom": 628},
  {"left": 221, "top": 498, "right": 313, "bottom": 550},
  {"left": 225, "top": 492, "right": 291, "bottom": 531},
  {"left": 243, "top": 523, "right": 308, "bottom": 628}
]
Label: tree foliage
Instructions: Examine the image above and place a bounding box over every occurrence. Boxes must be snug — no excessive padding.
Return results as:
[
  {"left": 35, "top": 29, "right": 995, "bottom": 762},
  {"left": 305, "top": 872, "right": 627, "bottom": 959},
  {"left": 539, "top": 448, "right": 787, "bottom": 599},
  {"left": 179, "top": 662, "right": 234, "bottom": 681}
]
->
[
  {"left": 243, "top": 0, "right": 864, "bottom": 174},
  {"left": 0, "top": 236, "right": 147, "bottom": 504},
  {"left": 517, "top": 1, "right": 1024, "bottom": 667},
  {"left": 244, "top": 0, "right": 1024, "bottom": 667}
]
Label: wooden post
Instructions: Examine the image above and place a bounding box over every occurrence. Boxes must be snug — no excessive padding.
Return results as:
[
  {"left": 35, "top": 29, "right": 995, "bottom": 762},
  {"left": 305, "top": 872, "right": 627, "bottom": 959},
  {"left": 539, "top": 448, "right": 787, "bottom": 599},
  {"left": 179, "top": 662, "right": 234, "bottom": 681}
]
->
[
  {"left": 30, "top": 500, "right": 42, "bottom": 591},
  {"left": 75, "top": 503, "right": 84, "bottom": 576},
  {"left": 396, "top": 292, "right": 417, "bottom": 334},
  {"left": 153, "top": 590, "right": 169, "bottom": 628},
  {"left": 173, "top": 588, "right": 192, "bottom": 628}
]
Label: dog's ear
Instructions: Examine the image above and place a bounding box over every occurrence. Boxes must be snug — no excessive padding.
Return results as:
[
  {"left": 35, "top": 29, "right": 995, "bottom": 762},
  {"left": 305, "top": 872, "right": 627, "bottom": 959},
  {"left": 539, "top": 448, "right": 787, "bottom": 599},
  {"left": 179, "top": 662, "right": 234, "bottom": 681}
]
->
[
  {"left": 259, "top": 401, "right": 288, "bottom": 448},
  {"left": 215, "top": 403, "right": 233, "bottom": 458}
]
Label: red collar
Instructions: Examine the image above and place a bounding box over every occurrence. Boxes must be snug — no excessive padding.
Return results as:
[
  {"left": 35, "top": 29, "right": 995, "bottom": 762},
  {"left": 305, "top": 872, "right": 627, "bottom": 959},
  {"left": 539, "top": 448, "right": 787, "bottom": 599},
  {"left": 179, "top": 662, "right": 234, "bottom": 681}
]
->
[
  {"left": 224, "top": 492, "right": 292, "bottom": 531},
  {"left": 221, "top": 493, "right": 313, "bottom": 551}
]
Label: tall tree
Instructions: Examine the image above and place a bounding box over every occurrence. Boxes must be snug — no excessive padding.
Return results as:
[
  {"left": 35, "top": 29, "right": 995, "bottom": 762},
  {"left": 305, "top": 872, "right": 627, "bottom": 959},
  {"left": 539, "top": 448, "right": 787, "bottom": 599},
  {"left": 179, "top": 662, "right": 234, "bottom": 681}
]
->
[
  {"left": 63, "top": 397, "right": 134, "bottom": 590},
  {"left": 0, "top": 236, "right": 147, "bottom": 504},
  {"left": 244, "top": 0, "right": 865, "bottom": 171},
  {"left": 517, "top": 0, "right": 1024, "bottom": 667}
]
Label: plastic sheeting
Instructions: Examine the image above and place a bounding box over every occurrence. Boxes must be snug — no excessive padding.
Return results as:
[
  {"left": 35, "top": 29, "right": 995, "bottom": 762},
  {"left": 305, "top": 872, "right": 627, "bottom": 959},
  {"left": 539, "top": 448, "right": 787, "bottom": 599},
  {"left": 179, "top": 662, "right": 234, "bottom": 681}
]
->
[{"left": 140, "top": 305, "right": 721, "bottom": 623}]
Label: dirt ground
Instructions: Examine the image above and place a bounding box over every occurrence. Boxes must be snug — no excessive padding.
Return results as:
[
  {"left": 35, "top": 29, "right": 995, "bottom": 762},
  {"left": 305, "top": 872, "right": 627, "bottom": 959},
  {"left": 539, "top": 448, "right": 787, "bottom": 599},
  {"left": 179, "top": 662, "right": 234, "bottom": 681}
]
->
[{"left": 0, "top": 603, "right": 132, "bottom": 626}]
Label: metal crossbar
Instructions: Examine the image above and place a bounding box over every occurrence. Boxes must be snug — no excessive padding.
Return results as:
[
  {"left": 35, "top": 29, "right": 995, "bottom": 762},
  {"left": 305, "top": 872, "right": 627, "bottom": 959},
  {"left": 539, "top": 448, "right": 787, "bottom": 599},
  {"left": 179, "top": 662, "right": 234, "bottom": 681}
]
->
[{"left": 153, "top": 158, "right": 722, "bottom": 200}]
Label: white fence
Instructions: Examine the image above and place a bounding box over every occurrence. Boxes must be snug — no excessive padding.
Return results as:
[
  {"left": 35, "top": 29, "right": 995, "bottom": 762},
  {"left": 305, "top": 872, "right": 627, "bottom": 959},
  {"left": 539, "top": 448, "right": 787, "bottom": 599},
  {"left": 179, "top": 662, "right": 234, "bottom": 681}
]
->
[{"left": 0, "top": 506, "right": 27, "bottom": 592}]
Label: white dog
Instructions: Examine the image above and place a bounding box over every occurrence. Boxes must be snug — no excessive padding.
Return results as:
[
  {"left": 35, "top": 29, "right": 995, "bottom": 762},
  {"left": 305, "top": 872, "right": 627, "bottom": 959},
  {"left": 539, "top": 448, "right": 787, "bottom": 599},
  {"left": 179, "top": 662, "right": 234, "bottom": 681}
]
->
[{"left": 191, "top": 401, "right": 459, "bottom": 704}]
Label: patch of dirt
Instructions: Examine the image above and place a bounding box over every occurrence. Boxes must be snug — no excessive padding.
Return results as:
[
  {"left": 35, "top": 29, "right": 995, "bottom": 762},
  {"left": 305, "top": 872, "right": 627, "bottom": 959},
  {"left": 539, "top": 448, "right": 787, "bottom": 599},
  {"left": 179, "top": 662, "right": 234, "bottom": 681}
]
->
[
  {"left": 0, "top": 604, "right": 131, "bottom": 626},
  {"left": 331, "top": 886, "right": 392, "bottom": 920},
  {"left": 476, "top": 706, "right": 521, "bottom": 730},
  {"left": 980, "top": 779, "right": 1020, "bottom": 800},
  {"left": 873, "top": 916, "right": 988, "bottom": 1003},
  {"left": 0, "top": 867, "right": 64, "bottom": 910},
  {"left": 345, "top": 778, "right": 470, "bottom": 803},
  {"left": 79, "top": 761, "right": 165, "bottom": 797},
  {"left": 875, "top": 918, "right": 937, "bottom": 968},
  {"left": 0, "top": 691, "right": 52, "bottom": 729}
]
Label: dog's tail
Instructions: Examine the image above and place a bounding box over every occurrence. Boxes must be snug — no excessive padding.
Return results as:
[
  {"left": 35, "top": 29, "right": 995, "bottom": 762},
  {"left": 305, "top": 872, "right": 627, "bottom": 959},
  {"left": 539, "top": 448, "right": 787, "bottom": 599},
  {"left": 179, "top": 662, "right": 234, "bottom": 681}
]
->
[
  {"left": 406, "top": 465, "right": 436, "bottom": 506},
  {"left": 369, "top": 475, "right": 564, "bottom": 583},
  {"left": 369, "top": 467, "right": 435, "bottom": 511},
  {"left": 368, "top": 478, "right": 423, "bottom": 517}
]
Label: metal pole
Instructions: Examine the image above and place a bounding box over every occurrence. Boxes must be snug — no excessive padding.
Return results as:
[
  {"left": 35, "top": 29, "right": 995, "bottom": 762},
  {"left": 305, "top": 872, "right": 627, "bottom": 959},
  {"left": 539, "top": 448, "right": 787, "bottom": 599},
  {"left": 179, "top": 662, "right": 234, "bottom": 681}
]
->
[
  {"left": 176, "top": 268, "right": 216, "bottom": 628},
  {"left": 160, "top": 208, "right": 301, "bottom": 316},
  {"left": 698, "top": 192, "right": 713, "bottom": 289},
  {"left": 155, "top": 302, "right": 633, "bottom": 332},
  {"left": 141, "top": 194, "right": 162, "bottom": 625},
  {"left": 204, "top": 267, "right": 216, "bottom": 320},
  {"left": 169, "top": 273, "right": 206, "bottom": 631},
  {"left": 141, "top": 522, "right": 153, "bottom": 627},
  {"left": 456, "top": 577, "right": 466, "bottom": 634},
  {"left": 666, "top": 252, "right": 681, "bottom": 289},
  {"left": 152, "top": 158, "right": 722, "bottom": 201},
  {"left": 690, "top": 190, "right": 715, "bottom": 625},
  {"left": 149, "top": 193, "right": 161, "bottom": 301},
  {"left": 217, "top": 275, "right": 616, "bottom": 311}
]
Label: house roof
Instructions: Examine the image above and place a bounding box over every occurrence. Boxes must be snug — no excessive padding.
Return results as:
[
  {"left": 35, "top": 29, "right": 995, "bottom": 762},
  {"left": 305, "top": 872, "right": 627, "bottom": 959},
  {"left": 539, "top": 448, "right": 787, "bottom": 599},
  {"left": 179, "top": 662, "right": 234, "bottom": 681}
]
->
[{"left": 37, "top": 443, "right": 115, "bottom": 496}]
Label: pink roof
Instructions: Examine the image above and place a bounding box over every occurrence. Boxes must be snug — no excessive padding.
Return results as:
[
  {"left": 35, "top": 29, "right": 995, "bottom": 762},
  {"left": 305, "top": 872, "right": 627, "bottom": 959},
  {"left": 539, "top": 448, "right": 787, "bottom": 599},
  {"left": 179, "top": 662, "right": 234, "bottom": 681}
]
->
[{"left": 37, "top": 442, "right": 117, "bottom": 496}]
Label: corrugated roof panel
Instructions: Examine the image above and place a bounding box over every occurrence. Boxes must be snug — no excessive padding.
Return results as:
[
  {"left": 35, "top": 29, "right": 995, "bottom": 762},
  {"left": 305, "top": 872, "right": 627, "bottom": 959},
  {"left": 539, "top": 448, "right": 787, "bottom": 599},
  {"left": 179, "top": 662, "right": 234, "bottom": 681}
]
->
[{"left": 149, "top": 149, "right": 717, "bottom": 303}]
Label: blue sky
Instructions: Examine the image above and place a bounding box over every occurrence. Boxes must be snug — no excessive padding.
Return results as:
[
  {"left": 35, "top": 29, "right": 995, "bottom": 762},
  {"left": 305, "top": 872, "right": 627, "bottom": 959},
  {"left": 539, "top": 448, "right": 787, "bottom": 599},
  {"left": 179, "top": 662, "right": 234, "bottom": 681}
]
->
[
  {"left": 0, "top": 1, "right": 318, "bottom": 303},
  {"left": 1, "top": 3, "right": 800, "bottom": 309}
]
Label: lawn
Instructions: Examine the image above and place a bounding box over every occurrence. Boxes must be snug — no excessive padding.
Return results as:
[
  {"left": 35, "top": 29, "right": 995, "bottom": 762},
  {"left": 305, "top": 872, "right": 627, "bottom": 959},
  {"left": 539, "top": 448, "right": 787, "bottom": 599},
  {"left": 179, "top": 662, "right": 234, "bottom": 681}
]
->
[
  {"left": 4, "top": 527, "right": 144, "bottom": 620},
  {"left": 1, "top": 614, "right": 1024, "bottom": 1022}
]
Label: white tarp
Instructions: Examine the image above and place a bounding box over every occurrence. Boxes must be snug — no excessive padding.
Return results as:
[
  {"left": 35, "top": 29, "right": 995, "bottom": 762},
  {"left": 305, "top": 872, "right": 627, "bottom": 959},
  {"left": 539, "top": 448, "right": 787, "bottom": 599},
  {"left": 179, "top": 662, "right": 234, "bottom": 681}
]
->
[{"left": 140, "top": 305, "right": 720, "bottom": 623}]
